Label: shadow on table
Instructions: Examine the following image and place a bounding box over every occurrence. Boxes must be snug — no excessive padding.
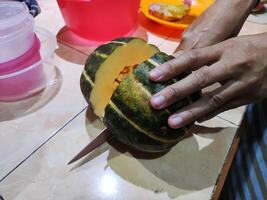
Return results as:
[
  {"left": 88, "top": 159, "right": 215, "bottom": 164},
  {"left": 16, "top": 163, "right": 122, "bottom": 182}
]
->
[
  {"left": 73, "top": 107, "right": 236, "bottom": 199},
  {"left": 55, "top": 26, "right": 95, "bottom": 65},
  {"left": 55, "top": 23, "right": 149, "bottom": 65},
  {"left": 0, "top": 67, "right": 62, "bottom": 122},
  {"left": 106, "top": 126, "right": 236, "bottom": 199},
  {"left": 55, "top": 42, "right": 88, "bottom": 66}
]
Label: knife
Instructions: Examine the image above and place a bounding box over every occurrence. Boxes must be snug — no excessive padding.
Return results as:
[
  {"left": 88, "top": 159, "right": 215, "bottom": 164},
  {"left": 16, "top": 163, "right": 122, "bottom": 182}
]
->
[{"left": 68, "top": 128, "right": 113, "bottom": 164}]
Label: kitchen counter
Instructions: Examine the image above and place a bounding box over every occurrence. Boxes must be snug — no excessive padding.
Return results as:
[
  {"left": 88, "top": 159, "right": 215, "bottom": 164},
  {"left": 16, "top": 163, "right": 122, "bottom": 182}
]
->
[{"left": 1, "top": 1, "right": 267, "bottom": 199}]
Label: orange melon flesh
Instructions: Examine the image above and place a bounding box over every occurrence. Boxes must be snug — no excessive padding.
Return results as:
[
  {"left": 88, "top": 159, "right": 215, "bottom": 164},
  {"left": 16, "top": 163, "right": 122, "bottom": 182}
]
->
[{"left": 90, "top": 39, "right": 159, "bottom": 117}]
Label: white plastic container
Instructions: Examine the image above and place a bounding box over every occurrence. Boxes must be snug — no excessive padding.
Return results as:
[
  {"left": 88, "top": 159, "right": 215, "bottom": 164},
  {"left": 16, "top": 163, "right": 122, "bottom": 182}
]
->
[
  {"left": 0, "top": 27, "right": 57, "bottom": 101},
  {"left": 0, "top": 1, "right": 35, "bottom": 63}
]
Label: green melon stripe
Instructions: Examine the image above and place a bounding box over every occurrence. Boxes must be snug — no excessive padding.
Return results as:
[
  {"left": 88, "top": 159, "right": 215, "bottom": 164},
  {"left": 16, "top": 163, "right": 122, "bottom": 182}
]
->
[
  {"left": 134, "top": 77, "right": 152, "bottom": 97},
  {"left": 83, "top": 58, "right": 174, "bottom": 116},
  {"left": 83, "top": 70, "right": 187, "bottom": 133},
  {"left": 83, "top": 53, "right": 188, "bottom": 134},
  {"left": 85, "top": 39, "right": 134, "bottom": 82},
  {"left": 94, "top": 51, "right": 108, "bottom": 58},
  {"left": 82, "top": 70, "right": 94, "bottom": 86},
  {"left": 110, "top": 41, "right": 127, "bottom": 45},
  {"left": 147, "top": 59, "right": 177, "bottom": 83},
  {"left": 109, "top": 101, "right": 180, "bottom": 143},
  {"left": 125, "top": 75, "right": 188, "bottom": 133},
  {"left": 132, "top": 75, "right": 171, "bottom": 116},
  {"left": 147, "top": 58, "right": 159, "bottom": 66},
  {"left": 147, "top": 58, "right": 192, "bottom": 109}
]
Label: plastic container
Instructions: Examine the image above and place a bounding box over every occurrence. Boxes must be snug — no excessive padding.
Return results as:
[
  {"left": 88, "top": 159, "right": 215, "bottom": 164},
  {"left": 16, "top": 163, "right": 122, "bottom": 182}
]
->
[
  {"left": 0, "top": 1, "right": 57, "bottom": 101},
  {"left": 0, "top": 35, "right": 41, "bottom": 74},
  {"left": 0, "top": 27, "right": 57, "bottom": 101},
  {"left": 0, "top": 1, "right": 35, "bottom": 63},
  {"left": 57, "top": 0, "right": 141, "bottom": 42}
]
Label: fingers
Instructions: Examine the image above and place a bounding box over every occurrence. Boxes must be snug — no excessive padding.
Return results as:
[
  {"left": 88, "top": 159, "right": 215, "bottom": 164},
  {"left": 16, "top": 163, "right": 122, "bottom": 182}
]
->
[
  {"left": 175, "top": 37, "right": 195, "bottom": 52},
  {"left": 167, "top": 80, "right": 246, "bottom": 128},
  {"left": 149, "top": 45, "right": 221, "bottom": 82},
  {"left": 175, "top": 32, "right": 199, "bottom": 52},
  {"left": 151, "top": 61, "right": 231, "bottom": 109},
  {"left": 172, "top": 50, "right": 185, "bottom": 58},
  {"left": 175, "top": 21, "right": 200, "bottom": 52},
  {"left": 197, "top": 98, "right": 251, "bottom": 123}
]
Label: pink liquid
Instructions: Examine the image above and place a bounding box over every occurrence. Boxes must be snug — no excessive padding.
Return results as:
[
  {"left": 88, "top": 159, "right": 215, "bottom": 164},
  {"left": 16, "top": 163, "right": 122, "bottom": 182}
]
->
[
  {"left": 0, "top": 65, "right": 45, "bottom": 101},
  {"left": 57, "top": 0, "right": 141, "bottom": 41},
  {"left": 0, "top": 36, "right": 46, "bottom": 101}
]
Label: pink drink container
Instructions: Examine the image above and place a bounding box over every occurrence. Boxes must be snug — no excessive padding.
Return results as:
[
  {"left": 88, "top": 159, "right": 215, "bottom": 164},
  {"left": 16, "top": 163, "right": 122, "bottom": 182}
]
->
[
  {"left": 57, "top": 0, "right": 141, "bottom": 42},
  {"left": 0, "top": 36, "right": 45, "bottom": 101},
  {"left": 0, "top": 1, "right": 45, "bottom": 101}
]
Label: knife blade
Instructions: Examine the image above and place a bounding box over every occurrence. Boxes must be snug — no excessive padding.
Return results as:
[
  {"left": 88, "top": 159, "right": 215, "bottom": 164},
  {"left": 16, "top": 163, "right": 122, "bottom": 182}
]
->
[{"left": 68, "top": 127, "right": 112, "bottom": 164}]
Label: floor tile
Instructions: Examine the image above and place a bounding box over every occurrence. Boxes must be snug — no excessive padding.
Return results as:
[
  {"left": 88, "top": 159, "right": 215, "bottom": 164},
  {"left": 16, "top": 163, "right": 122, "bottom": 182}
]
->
[
  {"left": 0, "top": 45, "right": 87, "bottom": 181},
  {"left": 0, "top": 107, "right": 237, "bottom": 200},
  {"left": 217, "top": 106, "right": 246, "bottom": 126},
  {"left": 2, "top": 1, "right": 265, "bottom": 199},
  {"left": 240, "top": 21, "right": 267, "bottom": 35}
]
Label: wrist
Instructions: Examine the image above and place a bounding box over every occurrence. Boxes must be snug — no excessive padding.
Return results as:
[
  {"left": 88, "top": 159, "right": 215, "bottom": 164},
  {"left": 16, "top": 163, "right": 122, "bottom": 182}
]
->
[{"left": 251, "top": 33, "right": 267, "bottom": 66}]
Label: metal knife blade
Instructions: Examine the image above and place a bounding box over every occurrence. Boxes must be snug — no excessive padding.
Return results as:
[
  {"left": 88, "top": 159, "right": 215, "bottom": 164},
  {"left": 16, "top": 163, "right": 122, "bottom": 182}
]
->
[{"left": 68, "top": 127, "right": 112, "bottom": 164}]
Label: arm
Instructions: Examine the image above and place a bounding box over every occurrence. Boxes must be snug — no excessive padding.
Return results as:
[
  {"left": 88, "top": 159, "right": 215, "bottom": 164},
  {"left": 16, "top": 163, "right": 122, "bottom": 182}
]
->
[
  {"left": 176, "top": 0, "right": 258, "bottom": 50},
  {"left": 149, "top": 0, "right": 267, "bottom": 128}
]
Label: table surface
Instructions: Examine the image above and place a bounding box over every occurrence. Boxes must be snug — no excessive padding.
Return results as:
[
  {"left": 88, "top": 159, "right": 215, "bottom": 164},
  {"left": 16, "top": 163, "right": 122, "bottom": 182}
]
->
[{"left": 1, "top": 1, "right": 267, "bottom": 200}]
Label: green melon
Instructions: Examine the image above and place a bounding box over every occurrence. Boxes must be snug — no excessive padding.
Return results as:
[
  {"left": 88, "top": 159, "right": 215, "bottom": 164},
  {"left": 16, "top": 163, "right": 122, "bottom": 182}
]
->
[{"left": 80, "top": 37, "right": 201, "bottom": 152}]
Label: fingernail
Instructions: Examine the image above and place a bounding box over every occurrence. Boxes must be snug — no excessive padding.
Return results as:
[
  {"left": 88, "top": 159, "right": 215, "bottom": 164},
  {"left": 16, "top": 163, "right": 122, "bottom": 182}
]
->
[
  {"left": 169, "top": 115, "right": 184, "bottom": 128},
  {"left": 151, "top": 95, "right": 165, "bottom": 108},
  {"left": 150, "top": 69, "right": 162, "bottom": 80}
]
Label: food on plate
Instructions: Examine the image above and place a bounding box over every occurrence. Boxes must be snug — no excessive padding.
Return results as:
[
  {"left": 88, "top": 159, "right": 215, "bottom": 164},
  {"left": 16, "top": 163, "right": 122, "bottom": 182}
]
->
[
  {"left": 80, "top": 37, "right": 201, "bottom": 152},
  {"left": 148, "top": 2, "right": 190, "bottom": 21}
]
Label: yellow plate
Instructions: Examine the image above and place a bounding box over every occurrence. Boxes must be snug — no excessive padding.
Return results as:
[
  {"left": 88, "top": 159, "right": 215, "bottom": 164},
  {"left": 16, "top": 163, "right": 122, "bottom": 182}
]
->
[{"left": 140, "top": 0, "right": 214, "bottom": 29}]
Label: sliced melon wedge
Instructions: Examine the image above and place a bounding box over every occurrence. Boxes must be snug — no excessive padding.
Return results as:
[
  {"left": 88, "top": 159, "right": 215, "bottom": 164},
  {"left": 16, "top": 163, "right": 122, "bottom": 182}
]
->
[{"left": 89, "top": 39, "right": 159, "bottom": 117}]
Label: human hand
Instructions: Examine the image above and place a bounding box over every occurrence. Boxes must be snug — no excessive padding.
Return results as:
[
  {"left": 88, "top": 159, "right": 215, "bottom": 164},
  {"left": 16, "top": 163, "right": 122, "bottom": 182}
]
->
[
  {"left": 150, "top": 34, "right": 267, "bottom": 128},
  {"left": 176, "top": 0, "right": 258, "bottom": 51}
]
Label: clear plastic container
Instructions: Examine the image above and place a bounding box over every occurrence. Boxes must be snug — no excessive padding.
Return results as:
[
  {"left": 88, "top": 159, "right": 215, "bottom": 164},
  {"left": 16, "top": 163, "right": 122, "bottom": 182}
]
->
[
  {"left": 0, "top": 1, "right": 35, "bottom": 63},
  {"left": 57, "top": 0, "right": 141, "bottom": 42},
  {"left": 0, "top": 27, "right": 57, "bottom": 101}
]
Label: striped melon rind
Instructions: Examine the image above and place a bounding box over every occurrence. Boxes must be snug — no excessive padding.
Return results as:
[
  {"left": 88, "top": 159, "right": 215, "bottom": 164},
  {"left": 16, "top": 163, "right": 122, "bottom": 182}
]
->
[
  {"left": 81, "top": 37, "right": 159, "bottom": 117},
  {"left": 80, "top": 37, "right": 201, "bottom": 152},
  {"left": 104, "top": 102, "right": 172, "bottom": 152},
  {"left": 84, "top": 38, "right": 134, "bottom": 82},
  {"left": 81, "top": 38, "right": 138, "bottom": 103},
  {"left": 104, "top": 52, "right": 201, "bottom": 152}
]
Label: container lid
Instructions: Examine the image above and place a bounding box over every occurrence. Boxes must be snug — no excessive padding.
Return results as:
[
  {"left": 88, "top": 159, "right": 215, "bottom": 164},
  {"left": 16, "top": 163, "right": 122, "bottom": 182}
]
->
[{"left": 0, "top": 1, "right": 29, "bottom": 32}]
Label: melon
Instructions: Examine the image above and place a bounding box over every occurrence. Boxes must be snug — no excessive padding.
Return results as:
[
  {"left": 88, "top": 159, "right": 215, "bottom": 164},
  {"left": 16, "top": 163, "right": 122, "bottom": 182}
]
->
[{"left": 80, "top": 37, "right": 201, "bottom": 152}]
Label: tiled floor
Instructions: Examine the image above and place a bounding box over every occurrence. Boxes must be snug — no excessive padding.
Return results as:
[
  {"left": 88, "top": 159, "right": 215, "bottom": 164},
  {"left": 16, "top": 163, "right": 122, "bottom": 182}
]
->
[
  {"left": 0, "top": 110, "right": 237, "bottom": 200},
  {"left": 0, "top": 48, "right": 88, "bottom": 180},
  {"left": 1, "top": 0, "right": 267, "bottom": 200}
]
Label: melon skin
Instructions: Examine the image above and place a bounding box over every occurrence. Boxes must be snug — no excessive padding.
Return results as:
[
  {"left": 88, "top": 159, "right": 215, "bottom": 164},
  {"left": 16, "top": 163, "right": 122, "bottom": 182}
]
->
[
  {"left": 104, "top": 103, "right": 173, "bottom": 152},
  {"left": 81, "top": 38, "right": 133, "bottom": 102},
  {"left": 80, "top": 37, "right": 159, "bottom": 104},
  {"left": 85, "top": 38, "right": 134, "bottom": 82},
  {"left": 104, "top": 52, "right": 201, "bottom": 152},
  {"left": 80, "top": 37, "right": 201, "bottom": 152}
]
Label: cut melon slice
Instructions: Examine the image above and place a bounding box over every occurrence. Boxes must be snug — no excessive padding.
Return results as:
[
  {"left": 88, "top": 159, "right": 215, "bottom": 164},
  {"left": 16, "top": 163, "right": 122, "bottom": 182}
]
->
[{"left": 89, "top": 39, "right": 159, "bottom": 117}]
